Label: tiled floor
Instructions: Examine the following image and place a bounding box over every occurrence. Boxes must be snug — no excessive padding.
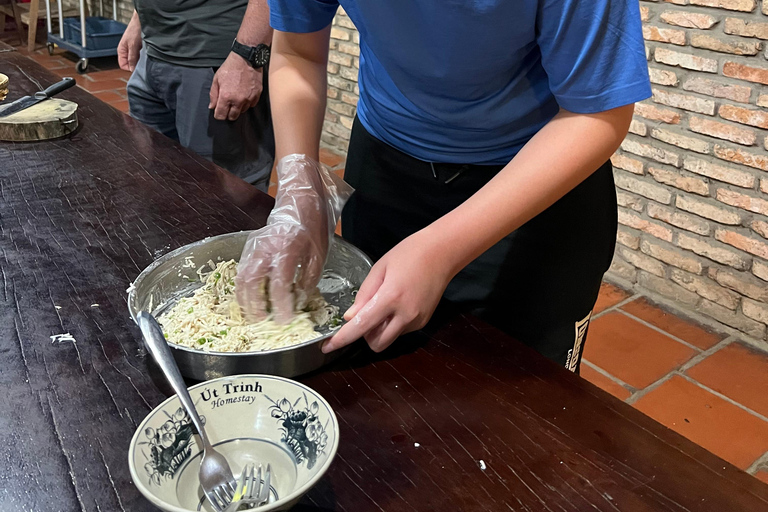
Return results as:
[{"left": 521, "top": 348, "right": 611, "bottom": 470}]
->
[{"left": 4, "top": 26, "right": 768, "bottom": 487}]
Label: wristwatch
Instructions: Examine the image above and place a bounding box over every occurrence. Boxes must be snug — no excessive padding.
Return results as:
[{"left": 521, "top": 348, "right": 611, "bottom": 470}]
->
[{"left": 231, "top": 40, "right": 271, "bottom": 69}]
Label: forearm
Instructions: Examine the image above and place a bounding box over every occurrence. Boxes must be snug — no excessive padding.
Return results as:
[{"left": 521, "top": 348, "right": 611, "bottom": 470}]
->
[
  {"left": 235, "top": 0, "right": 272, "bottom": 46},
  {"left": 426, "top": 105, "right": 634, "bottom": 277},
  {"left": 269, "top": 28, "right": 331, "bottom": 162}
]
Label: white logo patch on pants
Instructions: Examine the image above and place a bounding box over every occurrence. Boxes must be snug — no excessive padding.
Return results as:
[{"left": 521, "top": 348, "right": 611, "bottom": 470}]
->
[{"left": 565, "top": 311, "right": 592, "bottom": 372}]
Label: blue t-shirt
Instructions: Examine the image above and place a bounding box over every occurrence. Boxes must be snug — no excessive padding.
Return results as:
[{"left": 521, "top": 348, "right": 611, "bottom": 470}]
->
[{"left": 269, "top": 0, "right": 651, "bottom": 165}]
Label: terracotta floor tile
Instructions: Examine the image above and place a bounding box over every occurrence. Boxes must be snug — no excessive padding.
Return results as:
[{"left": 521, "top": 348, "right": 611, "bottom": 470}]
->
[
  {"left": 583, "top": 312, "right": 697, "bottom": 389},
  {"left": 686, "top": 343, "right": 768, "bottom": 418},
  {"left": 86, "top": 69, "right": 131, "bottom": 81},
  {"left": 634, "top": 376, "right": 768, "bottom": 470},
  {"left": 109, "top": 99, "right": 130, "bottom": 113},
  {"left": 93, "top": 91, "right": 124, "bottom": 103},
  {"left": 755, "top": 470, "right": 768, "bottom": 485},
  {"left": 593, "top": 282, "right": 630, "bottom": 314},
  {"left": 268, "top": 184, "right": 277, "bottom": 198},
  {"left": 622, "top": 297, "right": 723, "bottom": 350},
  {"left": 77, "top": 79, "right": 128, "bottom": 93},
  {"left": 580, "top": 364, "right": 632, "bottom": 400},
  {"left": 320, "top": 147, "right": 344, "bottom": 168},
  {"left": 333, "top": 167, "right": 345, "bottom": 179}
]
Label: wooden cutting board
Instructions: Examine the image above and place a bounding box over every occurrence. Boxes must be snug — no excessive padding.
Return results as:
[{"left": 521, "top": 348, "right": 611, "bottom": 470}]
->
[{"left": 0, "top": 98, "right": 78, "bottom": 142}]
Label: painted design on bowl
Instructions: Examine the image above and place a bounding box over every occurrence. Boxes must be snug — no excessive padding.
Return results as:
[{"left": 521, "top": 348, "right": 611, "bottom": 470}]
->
[
  {"left": 268, "top": 393, "right": 329, "bottom": 470},
  {"left": 139, "top": 407, "right": 202, "bottom": 485}
]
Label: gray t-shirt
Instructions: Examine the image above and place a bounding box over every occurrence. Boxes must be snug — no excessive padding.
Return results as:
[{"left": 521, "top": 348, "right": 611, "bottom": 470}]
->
[{"left": 135, "top": 0, "right": 247, "bottom": 67}]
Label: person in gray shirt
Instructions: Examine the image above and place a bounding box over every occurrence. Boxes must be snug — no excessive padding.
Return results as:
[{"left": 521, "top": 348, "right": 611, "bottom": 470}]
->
[{"left": 117, "top": 0, "right": 274, "bottom": 190}]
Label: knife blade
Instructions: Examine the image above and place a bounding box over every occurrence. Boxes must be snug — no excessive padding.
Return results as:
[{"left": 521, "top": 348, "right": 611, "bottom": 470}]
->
[{"left": 0, "top": 77, "right": 76, "bottom": 118}]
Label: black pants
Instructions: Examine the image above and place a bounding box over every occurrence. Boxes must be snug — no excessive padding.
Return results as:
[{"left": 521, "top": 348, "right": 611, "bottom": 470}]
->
[{"left": 341, "top": 117, "right": 618, "bottom": 372}]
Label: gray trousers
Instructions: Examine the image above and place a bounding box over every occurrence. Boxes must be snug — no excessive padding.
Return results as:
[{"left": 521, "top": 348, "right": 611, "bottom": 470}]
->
[{"left": 127, "top": 50, "right": 274, "bottom": 191}]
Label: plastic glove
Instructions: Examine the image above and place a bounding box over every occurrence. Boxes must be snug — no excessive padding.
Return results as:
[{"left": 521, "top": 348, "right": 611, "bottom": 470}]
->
[{"left": 236, "top": 154, "right": 353, "bottom": 323}]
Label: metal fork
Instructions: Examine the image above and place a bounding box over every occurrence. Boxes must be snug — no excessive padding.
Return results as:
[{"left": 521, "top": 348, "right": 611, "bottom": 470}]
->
[
  {"left": 137, "top": 312, "right": 237, "bottom": 512},
  {"left": 224, "top": 463, "right": 272, "bottom": 511}
]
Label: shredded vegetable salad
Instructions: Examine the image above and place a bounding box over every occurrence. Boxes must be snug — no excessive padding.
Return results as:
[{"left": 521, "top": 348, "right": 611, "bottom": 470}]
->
[{"left": 158, "top": 259, "right": 339, "bottom": 352}]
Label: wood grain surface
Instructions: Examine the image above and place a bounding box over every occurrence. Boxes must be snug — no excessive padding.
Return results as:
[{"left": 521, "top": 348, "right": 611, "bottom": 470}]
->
[{"left": 1, "top": 51, "right": 767, "bottom": 512}]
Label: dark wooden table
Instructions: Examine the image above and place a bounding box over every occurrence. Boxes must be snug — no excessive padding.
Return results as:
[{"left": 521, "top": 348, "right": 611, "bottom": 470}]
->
[{"left": 1, "top": 52, "right": 767, "bottom": 512}]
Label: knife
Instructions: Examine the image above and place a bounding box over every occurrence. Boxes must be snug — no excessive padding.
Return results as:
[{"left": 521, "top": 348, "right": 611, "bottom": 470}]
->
[{"left": 0, "top": 77, "right": 76, "bottom": 118}]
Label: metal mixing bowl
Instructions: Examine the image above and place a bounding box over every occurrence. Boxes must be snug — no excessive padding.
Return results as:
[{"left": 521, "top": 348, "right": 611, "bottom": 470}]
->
[{"left": 127, "top": 231, "right": 372, "bottom": 380}]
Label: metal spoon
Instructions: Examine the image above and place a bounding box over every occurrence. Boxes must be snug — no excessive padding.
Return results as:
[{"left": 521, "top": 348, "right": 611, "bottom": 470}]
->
[{"left": 137, "top": 312, "right": 237, "bottom": 509}]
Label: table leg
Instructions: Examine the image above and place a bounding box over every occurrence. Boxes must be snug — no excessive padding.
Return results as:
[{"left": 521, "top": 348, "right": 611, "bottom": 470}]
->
[
  {"left": 26, "top": 0, "right": 39, "bottom": 52},
  {"left": 10, "top": 0, "right": 25, "bottom": 45}
]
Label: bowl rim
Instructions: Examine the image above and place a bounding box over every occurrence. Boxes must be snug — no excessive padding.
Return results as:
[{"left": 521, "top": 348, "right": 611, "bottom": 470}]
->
[
  {"left": 128, "top": 373, "right": 340, "bottom": 512},
  {"left": 126, "top": 230, "right": 372, "bottom": 357}
]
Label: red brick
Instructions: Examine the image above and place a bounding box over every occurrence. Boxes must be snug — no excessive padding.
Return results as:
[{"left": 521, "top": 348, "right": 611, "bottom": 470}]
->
[
  {"left": 660, "top": 10, "right": 719, "bottom": 29},
  {"left": 677, "top": 233, "right": 751, "bottom": 270},
  {"left": 677, "top": 194, "right": 742, "bottom": 224},
  {"left": 683, "top": 157, "right": 755, "bottom": 188},
  {"left": 634, "top": 376, "right": 768, "bottom": 470},
  {"left": 615, "top": 173, "right": 673, "bottom": 204},
  {"left": 682, "top": 77, "right": 751, "bottom": 103},
  {"left": 618, "top": 210, "right": 674, "bottom": 242},
  {"left": 753, "top": 260, "right": 768, "bottom": 281},
  {"left": 620, "top": 139, "right": 681, "bottom": 167},
  {"left": 690, "top": 33, "right": 762, "bottom": 55},
  {"left": 708, "top": 267, "right": 768, "bottom": 301},
  {"left": 609, "top": 256, "right": 639, "bottom": 283},
  {"left": 634, "top": 103, "right": 681, "bottom": 124},
  {"left": 742, "top": 298, "right": 768, "bottom": 323},
  {"left": 617, "top": 229, "right": 641, "bottom": 250},
  {"left": 719, "top": 104, "right": 768, "bottom": 129},
  {"left": 700, "top": 299, "right": 767, "bottom": 338},
  {"left": 617, "top": 245, "right": 667, "bottom": 276},
  {"left": 639, "top": 271, "right": 702, "bottom": 306},
  {"left": 628, "top": 119, "right": 647, "bottom": 136},
  {"left": 617, "top": 191, "right": 645, "bottom": 212},
  {"left": 654, "top": 48, "right": 718, "bottom": 73},
  {"left": 724, "top": 17, "right": 768, "bottom": 39},
  {"left": 689, "top": 116, "right": 757, "bottom": 146},
  {"left": 642, "top": 240, "right": 704, "bottom": 274},
  {"left": 690, "top": 0, "right": 757, "bottom": 11},
  {"left": 651, "top": 128, "right": 711, "bottom": 154},
  {"left": 716, "top": 188, "right": 768, "bottom": 215},
  {"left": 580, "top": 365, "right": 633, "bottom": 400},
  {"left": 715, "top": 228, "right": 768, "bottom": 259},
  {"left": 593, "top": 282, "right": 631, "bottom": 314},
  {"left": 757, "top": 94, "right": 768, "bottom": 108},
  {"left": 643, "top": 25, "right": 687, "bottom": 45},
  {"left": 762, "top": 178, "right": 768, "bottom": 194},
  {"left": 648, "top": 166, "right": 709, "bottom": 195},
  {"left": 714, "top": 144, "right": 768, "bottom": 170},
  {"left": 640, "top": 5, "right": 651, "bottom": 21},
  {"left": 622, "top": 297, "right": 723, "bottom": 350},
  {"left": 611, "top": 153, "right": 644, "bottom": 175},
  {"left": 584, "top": 313, "right": 696, "bottom": 389},
  {"left": 653, "top": 88, "right": 716, "bottom": 115},
  {"left": 647, "top": 203, "right": 711, "bottom": 235},
  {"left": 649, "top": 68, "right": 680, "bottom": 86},
  {"left": 723, "top": 61, "right": 768, "bottom": 85},
  {"left": 752, "top": 220, "right": 768, "bottom": 239},
  {"left": 670, "top": 269, "right": 741, "bottom": 310}
]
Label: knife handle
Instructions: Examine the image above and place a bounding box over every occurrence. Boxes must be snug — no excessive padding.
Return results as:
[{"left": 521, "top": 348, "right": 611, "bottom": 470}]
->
[{"left": 34, "top": 77, "right": 76, "bottom": 100}]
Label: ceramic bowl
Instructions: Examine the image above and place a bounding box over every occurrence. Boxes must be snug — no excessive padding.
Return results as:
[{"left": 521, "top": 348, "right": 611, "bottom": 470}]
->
[{"left": 128, "top": 375, "right": 339, "bottom": 511}]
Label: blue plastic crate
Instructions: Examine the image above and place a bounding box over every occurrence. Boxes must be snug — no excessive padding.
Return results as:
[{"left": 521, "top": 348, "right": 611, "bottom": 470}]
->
[{"left": 63, "top": 17, "right": 126, "bottom": 51}]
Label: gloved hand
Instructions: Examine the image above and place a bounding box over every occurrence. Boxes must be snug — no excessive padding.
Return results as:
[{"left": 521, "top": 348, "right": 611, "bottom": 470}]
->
[{"left": 236, "top": 154, "right": 353, "bottom": 323}]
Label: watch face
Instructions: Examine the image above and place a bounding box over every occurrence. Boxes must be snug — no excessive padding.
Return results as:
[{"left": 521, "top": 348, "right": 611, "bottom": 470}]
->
[{"left": 254, "top": 45, "right": 270, "bottom": 67}]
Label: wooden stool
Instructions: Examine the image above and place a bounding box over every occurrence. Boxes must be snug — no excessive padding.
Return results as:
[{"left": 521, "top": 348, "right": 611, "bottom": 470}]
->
[{"left": 0, "top": 0, "right": 78, "bottom": 52}]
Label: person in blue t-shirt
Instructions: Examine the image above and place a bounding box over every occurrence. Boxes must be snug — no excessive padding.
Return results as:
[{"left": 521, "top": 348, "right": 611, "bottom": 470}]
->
[{"left": 236, "top": 0, "right": 651, "bottom": 372}]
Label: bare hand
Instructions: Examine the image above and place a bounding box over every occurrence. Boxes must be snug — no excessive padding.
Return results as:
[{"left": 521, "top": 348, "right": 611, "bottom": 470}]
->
[
  {"left": 322, "top": 232, "right": 454, "bottom": 353},
  {"left": 117, "top": 13, "right": 142, "bottom": 72},
  {"left": 209, "top": 53, "right": 263, "bottom": 122}
]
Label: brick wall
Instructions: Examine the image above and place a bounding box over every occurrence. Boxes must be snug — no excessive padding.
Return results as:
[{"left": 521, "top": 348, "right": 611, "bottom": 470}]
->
[{"left": 323, "top": 5, "right": 768, "bottom": 346}]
